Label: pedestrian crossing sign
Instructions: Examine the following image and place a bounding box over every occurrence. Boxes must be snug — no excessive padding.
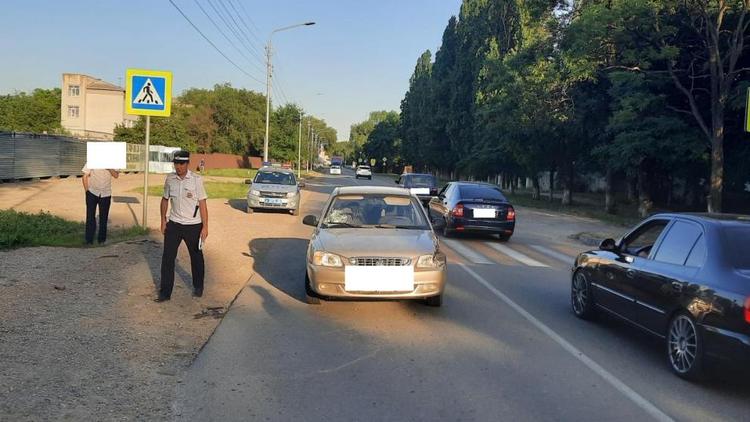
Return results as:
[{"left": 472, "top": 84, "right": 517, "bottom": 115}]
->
[{"left": 125, "top": 68, "right": 172, "bottom": 117}]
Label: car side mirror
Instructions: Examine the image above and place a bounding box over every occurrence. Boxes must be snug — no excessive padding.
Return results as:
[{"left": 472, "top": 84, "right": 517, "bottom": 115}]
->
[
  {"left": 303, "top": 215, "right": 319, "bottom": 227},
  {"left": 599, "top": 238, "right": 618, "bottom": 252},
  {"left": 244, "top": 179, "right": 253, "bottom": 184}
]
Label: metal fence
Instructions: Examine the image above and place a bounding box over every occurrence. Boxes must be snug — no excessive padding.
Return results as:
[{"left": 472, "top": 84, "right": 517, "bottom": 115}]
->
[{"left": 0, "top": 132, "right": 149, "bottom": 180}]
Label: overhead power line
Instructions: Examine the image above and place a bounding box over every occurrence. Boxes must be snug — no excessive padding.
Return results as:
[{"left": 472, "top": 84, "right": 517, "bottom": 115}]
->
[
  {"left": 192, "top": 0, "right": 264, "bottom": 74},
  {"left": 210, "top": 0, "right": 264, "bottom": 61},
  {"left": 168, "top": 0, "right": 265, "bottom": 86},
  {"left": 227, "top": 0, "right": 263, "bottom": 45},
  {"left": 234, "top": 0, "right": 265, "bottom": 44}
]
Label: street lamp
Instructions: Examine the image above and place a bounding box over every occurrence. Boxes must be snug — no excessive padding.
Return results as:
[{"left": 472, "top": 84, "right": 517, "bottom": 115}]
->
[{"left": 263, "top": 21, "right": 316, "bottom": 163}]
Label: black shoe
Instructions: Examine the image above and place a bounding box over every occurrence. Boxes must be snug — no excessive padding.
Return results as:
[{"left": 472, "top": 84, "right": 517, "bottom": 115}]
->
[
  {"left": 192, "top": 290, "right": 203, "bottom": 298},
  {"left": 153, "top": 296, "right": 170, "bottom": 303}
]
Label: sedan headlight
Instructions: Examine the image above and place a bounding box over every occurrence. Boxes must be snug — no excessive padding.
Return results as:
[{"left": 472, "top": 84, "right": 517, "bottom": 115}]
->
[
  {"left": 417, "top": 253, "right": 446, "bottom": 268},
  {"left": 250, "top": 189, "right": 260, "bottom": 196},
  {"left": 313, "top": 251, "right": 344, "bottom": 267},
  {"left": 287, "top": 191, "right": 297, "bottom": 198}
]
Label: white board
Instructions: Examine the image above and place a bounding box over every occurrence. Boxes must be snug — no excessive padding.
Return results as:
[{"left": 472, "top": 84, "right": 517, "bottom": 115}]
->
[
  {"left": 86, "top": 142, "right": 126, "bottom": 169},
  {"left": 345, "top": 265, "right": 414, "bottom": 292}
]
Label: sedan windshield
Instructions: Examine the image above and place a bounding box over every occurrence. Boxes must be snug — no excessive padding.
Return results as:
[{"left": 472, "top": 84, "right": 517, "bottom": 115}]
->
[
  {"left": 323, "top": 194, "right": 429, "bottom": 229},
  {"left": 254, "top": 171, "right": 296, "bottom": 185},
  {"left": 723, "top": 226, "right": 750, "bottom": 269}
]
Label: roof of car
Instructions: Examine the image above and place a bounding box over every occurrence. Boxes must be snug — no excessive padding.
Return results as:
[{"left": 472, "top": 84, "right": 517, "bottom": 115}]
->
[
  {"left": 401, "top": 173, "right": 435, "bottom": 177},
  {"left": 334, "top": 186, "right": 410, "bottom": 196},
  {"left": 651, "top": 212, "right": 750, "bottom": 225},
  {"left": 258, "top": 166, "right": 295, "bottom": 174}
]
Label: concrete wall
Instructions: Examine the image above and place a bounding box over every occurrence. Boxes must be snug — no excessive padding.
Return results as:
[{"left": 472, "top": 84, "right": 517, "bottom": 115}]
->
[{"left": 187, "top": 153, "right": 263, "bottom": 171}]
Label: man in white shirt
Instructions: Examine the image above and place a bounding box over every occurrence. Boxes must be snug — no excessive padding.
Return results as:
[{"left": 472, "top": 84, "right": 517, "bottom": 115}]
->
[
  {"left": 81, "top": 165, "right": 119, "bottom": 244},
  {"left": 155, "top": 150, "right": 209, "bottom": 302}
]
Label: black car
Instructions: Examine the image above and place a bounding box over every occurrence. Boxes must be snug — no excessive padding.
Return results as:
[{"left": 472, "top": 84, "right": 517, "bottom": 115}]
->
[
  {"left": 571, "top": 213, "right": 750, "bottom": 379},
  {"left": 428, "top": 182, "right": 515, "bottom": 240},
  {"left": 396, "top": 173, "right": 438, "bottom": 206}
]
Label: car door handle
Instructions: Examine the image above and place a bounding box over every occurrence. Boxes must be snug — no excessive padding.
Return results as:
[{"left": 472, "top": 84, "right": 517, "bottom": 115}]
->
[
  {"left": 671, "top": 281, "right": 683, "bottom": 292},
  {"left": 626, "top": 269, "right": 637, "bottom": 279}
]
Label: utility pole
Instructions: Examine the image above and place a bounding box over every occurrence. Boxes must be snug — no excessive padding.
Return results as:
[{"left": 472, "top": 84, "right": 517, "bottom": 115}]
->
[
  {"left": 263, "top": 43, "right": 273, "bottom": 164},
  {"left": 306, "top": 121, "right": 312, "bottom": 171},
  {"left": 297, "top": 112, "right": 303, "bottom": 177}
]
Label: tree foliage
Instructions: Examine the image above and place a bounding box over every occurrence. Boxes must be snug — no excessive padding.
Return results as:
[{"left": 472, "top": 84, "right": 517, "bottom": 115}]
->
[{"left": 0, "top": 89, "right": 62, "bottom": 134}]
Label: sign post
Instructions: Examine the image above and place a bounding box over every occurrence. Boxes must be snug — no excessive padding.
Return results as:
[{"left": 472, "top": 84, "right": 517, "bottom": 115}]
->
[
  {"left": 745, "top": 87, "right": 750, "bottom": 133},
  {"left": 125, "top": 68, "right": 172, "bottom": 228}
]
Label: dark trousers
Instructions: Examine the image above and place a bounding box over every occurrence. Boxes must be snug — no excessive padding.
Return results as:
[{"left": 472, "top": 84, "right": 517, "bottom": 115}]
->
[
  {"left": 85, "top": 191, "right": 112, "bottom": 244},
  {"left": 160, "top": 221, "right": 204, "bottom": 298}
]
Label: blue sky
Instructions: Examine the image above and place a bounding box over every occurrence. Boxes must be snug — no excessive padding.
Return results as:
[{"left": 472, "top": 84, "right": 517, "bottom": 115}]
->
[{"left": 0, "top": 0, "right": 462, "bottom": 140}]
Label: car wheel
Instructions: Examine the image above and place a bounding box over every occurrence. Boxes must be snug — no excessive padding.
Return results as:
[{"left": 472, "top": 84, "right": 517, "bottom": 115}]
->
[
  {"left": 571, "top": 270, "right": 596, "bottom": 320},
  {"left": 667, "top": 312, "right": 705, "bottom": 380},
  {"left": 247, "top": 206, "right": 254, "bottom": 214},
  {"left": 368, "top": 176, "right": 371, "bottom": 180},
  {"left": 442, "top": 219, "right": 453, "bottom": 238},
  {"left": 425, "top": 294, "right": 442, "bottom": 307},
  {"left": 497, "top": 233, "right": 511, "bottom": 242},
  {"left": 305, "top": 272, "right": 321, "bottom": 305}
]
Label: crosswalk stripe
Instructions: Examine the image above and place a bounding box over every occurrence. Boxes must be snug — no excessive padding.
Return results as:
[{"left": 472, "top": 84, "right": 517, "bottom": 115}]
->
[
  {"left": 441, "top": 238, "right": 493, "bottom": 264},
  {"left": 484, "top": 242, "right": 548, "bottom": 267},
  {"left": 529, "top": 245, "right": 575, "bottom": 264}
]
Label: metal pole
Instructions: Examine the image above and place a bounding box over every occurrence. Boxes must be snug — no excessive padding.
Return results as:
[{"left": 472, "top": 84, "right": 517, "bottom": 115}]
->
[
  {"left": 297, "top": 112, "right": 303, "bottom": 177},
  {"left": 306, "top": 121, "right": 311, "bottom": 171},
  {"left": 143, "top": 115, "right": 150, "bottom": 228},
  {"left": 263, "top": 41, "right": 273, "bottom": 163}
]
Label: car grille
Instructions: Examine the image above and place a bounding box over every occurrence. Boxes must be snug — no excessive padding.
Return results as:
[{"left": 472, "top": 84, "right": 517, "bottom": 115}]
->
[
  {"left": 349, "top": 257, "right": 412, "bottom": 266},
  {"left": 260, "top": 191, "right": 286, "bottom": 198}
]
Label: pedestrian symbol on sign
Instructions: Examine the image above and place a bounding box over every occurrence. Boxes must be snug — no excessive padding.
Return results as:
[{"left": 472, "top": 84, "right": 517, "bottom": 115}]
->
[{"left": 134, "top": 78, "right": 163, "bottom": 105}]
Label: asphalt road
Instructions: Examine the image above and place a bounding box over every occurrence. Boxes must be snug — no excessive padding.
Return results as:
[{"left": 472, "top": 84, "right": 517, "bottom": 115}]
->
[{"left": 174, "top": 167, "right": 750, "bottom": 421}]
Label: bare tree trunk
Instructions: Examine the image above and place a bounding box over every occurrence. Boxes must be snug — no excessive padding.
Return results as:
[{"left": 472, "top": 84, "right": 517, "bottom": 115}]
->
[
  {"left": 548, "top": 169, "right": 555, "bottom": 202},
  {"left": 561, "top": 163, "right": 573, "bottom": 206},
  {"left": 532, "top": 175, "right": 541, "bottom": 200},
  {"left": 509, "top": 173, "right": 516, "bottom": 194},
  {"left": 637, "top": 165, "right": 653, "bottom": 218},
  {"left": 604, "top": 168, "right": 616, "bottom": 214},
  {"left": 708, "top": 130, "right": 723, "bottom": 212}
]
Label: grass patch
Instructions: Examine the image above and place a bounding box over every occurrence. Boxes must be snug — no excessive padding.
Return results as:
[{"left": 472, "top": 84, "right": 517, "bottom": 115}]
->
[
  {"left": 0, "top": 209, "right": 148, "bottom": 250},
  {"left": 133, "top": 181, "right": 248, "bottom": 199},
  {"left": 200, "top": 168, "right": 257, "bottom": 178},
  {"left": 504, "top": 191, "right": 642, "bottom": 227}
]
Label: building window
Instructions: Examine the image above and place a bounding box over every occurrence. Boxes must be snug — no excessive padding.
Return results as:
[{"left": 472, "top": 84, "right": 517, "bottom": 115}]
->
[
  {"left": 68, "top": 106, "right": 79, "bottom": 118},
  {"left": 68, "top": 85, "right": 80, "bottom": 96}
]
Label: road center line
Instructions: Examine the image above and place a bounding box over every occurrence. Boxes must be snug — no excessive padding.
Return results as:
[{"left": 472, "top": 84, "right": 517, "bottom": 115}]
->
[
  {"left": 457, "top": 263, "right": 674, "bottom": 422},
  {"left": 485, "top": 242, "right": 547, "bottom": 267}
]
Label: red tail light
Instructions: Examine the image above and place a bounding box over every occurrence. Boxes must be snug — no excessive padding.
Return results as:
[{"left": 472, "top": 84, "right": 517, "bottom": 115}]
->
[
  {"left": 506, "top": 207, "right": 516, "bottom": 221},
  {"left": 745, "top": 297, "right": 750, "bottom": 324},
  {"left": 451, "top": 204, "right": 464, "bottom": 218}
]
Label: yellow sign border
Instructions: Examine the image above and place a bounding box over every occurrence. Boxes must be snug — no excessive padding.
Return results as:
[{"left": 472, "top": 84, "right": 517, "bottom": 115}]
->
[{"left": 125, "top": 68, "right": 172, "bottom": 117}]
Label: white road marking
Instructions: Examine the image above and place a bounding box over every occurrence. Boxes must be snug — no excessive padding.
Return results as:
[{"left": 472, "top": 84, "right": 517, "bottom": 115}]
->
[
  {"left": 441, "top": 239, "right": 493, "bottom": 265},
  {"left": 529, "top": 244, "right": 575, "bottom": 264},
  {"left": 485, "top": 242, "right": 548, "bottom": 267},
  {"left": 457, "top": 263, "right": 674, "bottom": 422}
]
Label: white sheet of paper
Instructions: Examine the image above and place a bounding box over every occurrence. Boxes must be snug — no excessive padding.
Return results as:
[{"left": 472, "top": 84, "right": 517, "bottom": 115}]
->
[
  {"left": 86, "top": 142, "right": 126, "bottom": 169},
  {"left": 410, "top": 188, "right": 430, "bottom": 195},
  {"left": 345, "top": 265, "right": 414, "bottom": 292}
]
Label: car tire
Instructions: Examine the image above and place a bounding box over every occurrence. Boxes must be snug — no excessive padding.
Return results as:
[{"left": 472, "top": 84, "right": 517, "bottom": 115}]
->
[
  {"left": 368, "top": 176, "right": 371, "bottom": 180},
  {"left": 247, "top": 206, "right": 254, "bottom": 214},
  {"left": 442, "top": 220, "right": 453, "bottom": 238},
  {"left": 305, "top": 272, "right": 321, "bottom": 305},
  {"left": 571, "top": 270, "right": 597, "bottom": 320},
  {"left": 666, "top": 311, "right": 705, "bottom": 380},
  {"left": 425, "top": 294, "right": 442, "bottom": 307},
  {"left": 291, "top": 207, "right": 299, "bottom": 216},
  {"left": 497, "top": 233, "right": 511, "bottom": 242}
]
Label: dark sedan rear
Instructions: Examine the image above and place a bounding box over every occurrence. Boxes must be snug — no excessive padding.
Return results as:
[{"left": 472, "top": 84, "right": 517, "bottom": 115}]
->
[
  {"left": 428, "top": 182, "right": 515, "bottom": 241},
  {"left": 571, "top": 213, "right": 750, "bottom": 380},
  {"left": 396, "top": 173, "right": 438, "bottom": 206}
]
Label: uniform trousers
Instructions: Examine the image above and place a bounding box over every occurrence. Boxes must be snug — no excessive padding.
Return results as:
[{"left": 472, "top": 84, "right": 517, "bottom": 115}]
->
[
  {"left": 85, "top": 191, "right": 111, "bottom": 244},
  {"left": 160, "top": 221, "right": 204, "bottom": 298}
]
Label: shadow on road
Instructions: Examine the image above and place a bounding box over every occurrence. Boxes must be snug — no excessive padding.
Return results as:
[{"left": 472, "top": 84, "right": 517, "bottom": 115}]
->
[
  {"left": 226, "top": 199, "right": 247, "bottom": 213},
  {"left": 249, "top": 237, "right": 309, "bottom": 303}
]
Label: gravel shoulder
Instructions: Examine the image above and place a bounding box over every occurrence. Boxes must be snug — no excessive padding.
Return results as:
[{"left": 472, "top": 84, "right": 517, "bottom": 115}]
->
[{"left": 0, "top": 174, "right": 266, "bottom": 421}]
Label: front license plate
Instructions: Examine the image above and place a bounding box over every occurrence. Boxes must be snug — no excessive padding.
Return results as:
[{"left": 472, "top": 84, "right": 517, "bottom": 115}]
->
[
  {"left": 264, "top": 198, "right": 284, "bottom": 205},
  {"left": 473, "top": 208, "right": 495, "bottom": 218},
  {"left": 410, "top": 188, "right": 430, "bottom": 195},
  {"left": 345, "top": 266, "right": 414, "bottom": 292}
]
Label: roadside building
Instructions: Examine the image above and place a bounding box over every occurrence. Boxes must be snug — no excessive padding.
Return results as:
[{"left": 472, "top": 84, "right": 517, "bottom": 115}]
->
[{"left": 60, "top": 73, "right": 137, "bottom": 140}]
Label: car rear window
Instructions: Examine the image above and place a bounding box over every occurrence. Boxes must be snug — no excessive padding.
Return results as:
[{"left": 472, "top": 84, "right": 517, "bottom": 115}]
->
[
  {"left": 404, "top": 175, "right": 436, "bottom": 187},
  {"left": 458, "top": 185, "right": 506, "bottom": 201},
  {"left": 723, "top": 226, "right": 750, "bottom": 269}
]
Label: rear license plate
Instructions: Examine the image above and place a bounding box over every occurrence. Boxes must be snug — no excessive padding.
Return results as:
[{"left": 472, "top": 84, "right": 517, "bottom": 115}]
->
[
  {"left": 410, "top": 188, "right": 430, "bottom": 195},
  {"left": 345, "top": 266, "right": 414, "bottom": 292},
  {"left": 473, "top": 208, "right": 495, "bottom": 218}
]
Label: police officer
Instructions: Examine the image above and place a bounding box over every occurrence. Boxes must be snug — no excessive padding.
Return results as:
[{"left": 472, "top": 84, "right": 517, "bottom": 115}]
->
[{"left": 155, "top": 150, "right": 209, "bottom": 302}]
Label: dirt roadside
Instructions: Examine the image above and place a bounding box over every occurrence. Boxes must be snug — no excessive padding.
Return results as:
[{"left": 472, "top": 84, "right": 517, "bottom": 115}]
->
[{"left": 0, "top": 173, "right": 310, "bottom": 421}]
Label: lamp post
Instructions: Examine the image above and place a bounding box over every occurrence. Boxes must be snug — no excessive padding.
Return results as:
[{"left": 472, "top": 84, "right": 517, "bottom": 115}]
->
[
  {"left": 263, "top": 21, "right": 316, "bottom": 163},
  {"left": 297, "top": 111, "right": 303, "bottom": 178}
]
